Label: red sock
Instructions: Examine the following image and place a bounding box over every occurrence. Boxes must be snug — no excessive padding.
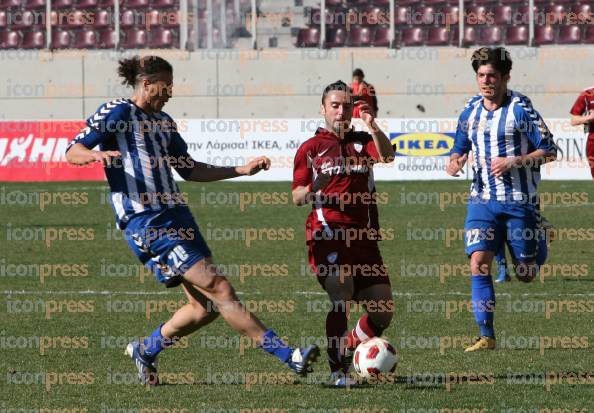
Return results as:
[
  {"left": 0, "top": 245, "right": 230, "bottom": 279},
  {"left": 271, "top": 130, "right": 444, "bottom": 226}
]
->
[{"left": 345, "top": 314, "right": 382, "bottom": 350}]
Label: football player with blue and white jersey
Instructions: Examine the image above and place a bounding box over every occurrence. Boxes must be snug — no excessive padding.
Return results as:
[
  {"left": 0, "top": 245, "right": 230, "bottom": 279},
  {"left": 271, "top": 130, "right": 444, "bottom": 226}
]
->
[
  {"left": 66, "top": 55, "right": 319, "bottom": 385},
  {"left": 447, "top": 47, "right": 557, "bottom": 352}
]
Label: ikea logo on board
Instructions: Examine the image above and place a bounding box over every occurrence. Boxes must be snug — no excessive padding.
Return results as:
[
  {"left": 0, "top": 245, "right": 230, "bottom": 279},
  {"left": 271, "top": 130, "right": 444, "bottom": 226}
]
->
[{"left": 390, "top": 133, "right": 455, "bottom": 156}]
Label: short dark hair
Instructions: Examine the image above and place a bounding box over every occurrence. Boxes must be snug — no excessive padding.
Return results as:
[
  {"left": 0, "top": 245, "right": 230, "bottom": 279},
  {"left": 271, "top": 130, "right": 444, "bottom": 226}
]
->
[
  {"left": 471, "top": 47, "right": 512, "bottom": 76},
  {"left": 321, "top": 80, "right": 352, "bottom": 104},
  {"left": 352, "top": 68, "right": 364, "bottom": 78},
  {"left": 117, "top": 55, "right": 173, "bottom": 87}
]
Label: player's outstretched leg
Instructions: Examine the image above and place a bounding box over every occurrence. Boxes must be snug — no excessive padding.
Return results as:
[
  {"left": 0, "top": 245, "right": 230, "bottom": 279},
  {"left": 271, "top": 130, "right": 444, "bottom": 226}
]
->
[
  {"left": 126, "top": 279, "right": 220, "bottom": 386},
  {"left": 465, "top": 251, "right": 497, "bottom": 352},
  {"left": 182, "top": 258, "right": 319, "bottom": 376}
]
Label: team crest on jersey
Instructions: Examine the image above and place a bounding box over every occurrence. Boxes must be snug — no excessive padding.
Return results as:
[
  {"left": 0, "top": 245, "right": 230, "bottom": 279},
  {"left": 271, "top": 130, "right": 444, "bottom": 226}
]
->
[
  {"left": 327, "top": 252, "right": 338, "bottom": 264},
  {"left": 353, "top": 142, "right": 363, "bottom": 153}
]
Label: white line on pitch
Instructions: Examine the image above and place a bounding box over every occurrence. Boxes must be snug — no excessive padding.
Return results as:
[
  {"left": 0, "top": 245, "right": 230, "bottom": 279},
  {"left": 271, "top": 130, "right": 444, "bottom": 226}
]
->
[{"left": 3, "top": 290, "right": 594, "bottom": 298}]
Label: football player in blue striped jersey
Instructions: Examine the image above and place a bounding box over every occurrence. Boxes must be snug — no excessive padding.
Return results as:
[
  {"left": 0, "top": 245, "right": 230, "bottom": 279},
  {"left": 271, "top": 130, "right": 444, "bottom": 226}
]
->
[
  {"left": 66, "top": 55, "right": 319, "bottom": 385},
  {"left": 447, "top": 47, "right": 557, "bottom": 352}
]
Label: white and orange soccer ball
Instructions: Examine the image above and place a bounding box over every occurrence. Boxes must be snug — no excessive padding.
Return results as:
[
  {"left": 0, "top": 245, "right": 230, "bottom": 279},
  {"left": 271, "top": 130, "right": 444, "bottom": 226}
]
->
[{"left": 353, "top": 337, "right": 399, "bottom": 379}]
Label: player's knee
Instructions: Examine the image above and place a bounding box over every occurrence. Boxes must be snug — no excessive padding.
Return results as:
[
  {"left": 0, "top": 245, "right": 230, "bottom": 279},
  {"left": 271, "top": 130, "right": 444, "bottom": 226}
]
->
[
  {"left": 469, "top": 260, "right": 489, "bottom": 275},
  {"left": 211, "top": 276, "right": 236, "bottom": 302}
]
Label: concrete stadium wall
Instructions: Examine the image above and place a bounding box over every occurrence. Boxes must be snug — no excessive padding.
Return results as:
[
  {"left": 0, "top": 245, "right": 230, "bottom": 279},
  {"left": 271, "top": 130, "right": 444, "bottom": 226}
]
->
[{"left": 0, "top": 46, "right": 591, "bottom": 121}]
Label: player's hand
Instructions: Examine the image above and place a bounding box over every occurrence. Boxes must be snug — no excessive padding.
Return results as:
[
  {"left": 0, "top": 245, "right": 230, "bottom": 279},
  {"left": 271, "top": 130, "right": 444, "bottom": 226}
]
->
[
  {"left": 311, "top": 172, "right": 332, "bottom": 192},
  {"left": 357, "top": 101, "right": 376, "bottom": 126},
  {"left": 238, "top": 156, "right": 271, "bottom": 176},
  {"left": 490, "top": 156, "right": 515, "bottom": 178},
  {"left": 89, "top": 150, "right": 121, "bottom": 166},
  {"left": 446, "top": 153, "right": 467, "bottom": 177}
]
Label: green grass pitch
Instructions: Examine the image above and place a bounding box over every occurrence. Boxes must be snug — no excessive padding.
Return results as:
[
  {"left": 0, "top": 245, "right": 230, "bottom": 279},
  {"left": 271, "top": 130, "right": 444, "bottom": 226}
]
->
[{"left": 1, "top": 180, "right": 593, "bottom": 411}]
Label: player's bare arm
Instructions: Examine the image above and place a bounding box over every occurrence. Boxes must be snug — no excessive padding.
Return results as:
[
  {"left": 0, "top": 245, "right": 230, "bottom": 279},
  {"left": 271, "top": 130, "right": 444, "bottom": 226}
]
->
[
  {"left": 65, "top": 143, "right": 121, "bottom": 166},
  {"left": 447, "top": 152, "right": 468, "bottom": 177},
  {"left": 570, "top": 111, "right": 594, "bottom": 126},
  {"left": 358, "top": 102, "right": 395, "bottom": 163},
  {"left": 175, "top": 155, "right": 271, "bottom": 182},
  {"left": 490, "top": 149, "right": 556, "bottom": 178}
]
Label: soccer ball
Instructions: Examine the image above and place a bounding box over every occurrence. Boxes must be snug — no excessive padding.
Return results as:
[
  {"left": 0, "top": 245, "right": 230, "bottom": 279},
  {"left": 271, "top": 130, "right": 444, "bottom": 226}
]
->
[{"left": 353, "top": 337, "right": 398, "bottom": 379}]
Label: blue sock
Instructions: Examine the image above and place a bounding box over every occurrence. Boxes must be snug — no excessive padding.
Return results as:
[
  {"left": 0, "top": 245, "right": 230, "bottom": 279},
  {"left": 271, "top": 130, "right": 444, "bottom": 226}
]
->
[
  {"left": 260, "top": 329, "right": 293, "bottom": 363},
  {"left": 495, "top": 248, "right": 508, "bottom": 277},
  {"left": 536, "top": 237, "right": 548, "bottom": 266},
  {"left": 142, "top": 324, "right": 175, "bottom": 360},
  {"left": 471, "top": 275, "right": 495, "bottom": 338}
]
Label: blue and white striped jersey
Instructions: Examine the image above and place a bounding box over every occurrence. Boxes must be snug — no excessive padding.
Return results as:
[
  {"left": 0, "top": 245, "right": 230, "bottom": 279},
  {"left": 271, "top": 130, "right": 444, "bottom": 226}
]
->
[
  {"left": 452, "top": 90, "right": 557, "bottom": 203},
  {"left": 67, "top": 98, "right": 189, "bottom": 229}
]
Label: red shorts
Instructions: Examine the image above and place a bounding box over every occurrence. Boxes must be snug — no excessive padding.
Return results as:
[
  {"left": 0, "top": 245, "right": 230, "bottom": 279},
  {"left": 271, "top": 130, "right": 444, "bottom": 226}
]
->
[{"left": 307, "top": 238, "right": 390, "bottom": 293}]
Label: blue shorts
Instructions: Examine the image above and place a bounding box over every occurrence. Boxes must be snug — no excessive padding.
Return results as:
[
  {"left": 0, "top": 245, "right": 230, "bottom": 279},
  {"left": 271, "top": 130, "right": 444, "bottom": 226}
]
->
[
  {"left": 464, "top": 198, "right": 543, "bottom": 262},
  {"left": 124, "top": 206, "right": 212, "bottom": 288}
]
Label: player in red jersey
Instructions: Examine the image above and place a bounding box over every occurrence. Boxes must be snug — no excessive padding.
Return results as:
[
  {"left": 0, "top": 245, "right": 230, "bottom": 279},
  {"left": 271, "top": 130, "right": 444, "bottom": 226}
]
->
[
  {"left": 291, "top": 81, "right": 395, "bottom": 387},
  {"left": 569, "top": 86, "right": 594, "bottom": 179}
]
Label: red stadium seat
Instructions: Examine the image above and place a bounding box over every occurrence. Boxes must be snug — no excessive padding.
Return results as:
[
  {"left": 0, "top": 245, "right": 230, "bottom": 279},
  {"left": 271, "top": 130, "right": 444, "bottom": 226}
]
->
[
  {"left": 0, "top": 30, "right": 20, "bottom": 48},
  {"left": 0, "top": 11, "right": 6, "bottom": 29},
  {"left": 424, "top": 0, "right": 447, "bottom": 5},
  {"left": 23, "top": 0, "right": 46, "bottom": 9},
  {"left": 557, "top": 25, "right": 581, "bottom": 44},
  {"left": 372, "top": 26, "right": 390, "bottom": 47},
  {"left": 543, "top": 5, "right": 566, "bottom": 25},
  {"left": 534, "top": 26, "right": 555, "bottom": 45},
  {"left": 93, "top": 9, "right": 112, "bottom": 28},
  {"left": 347, "top": 26, "right": 373, "bottom": 47},
  {"left": 572, "top": 4, "right": 592, "bottom": 24},
  {"left": 479, "top": 26, "right": 502, "bottom": 45},
  {"left": 97, "top": 28, "right": 116, "bottom": 48},
  {"left": 441, "top": 6, "right": 459, "bottom": 26},
  {"left": 505, "top": 26, "right": 528, "bottom": 45},
  {"left": 452, "top": 26, "right": 477, "bottom": 46},
  {"left": 474, "top": 0, "right": 497, "bottom": 4},
  {"left": 493, "top": 5, "right": 513, "bottom": 25},
  {"left": 326, "top": 27, "right": 346, "bottom": 48},
  {"left": 22, "top": 30, "right": 45, "bottom": 48},
  {"left": 584, "top": 26, "right": 594, "bottom": 44},
  {"left": 51, "top": 29, "right": 72, "bottom": 48},
  {"left": 426, "top": 27, "right": 450, "bottom": 46},
  {"left": 394, "top": 6, "right": 409, "bottom": 26},
  {"left": 400, "top": 27, "right": 424, "bottom": 46},
  {"left": 120, "top": 10, "right": 137, "bottom": 28},
  {"left": 52, "top": 0, "right": 73, "bottom": 9},
  {"left": 9, "top": 10, "right": 36, "bottom": 30},
  {"left": 147, "top": 9, "right": 180, "bottom": 28},
  {"left": 465, "top": 6, "right": 488, "bottom": 25},
  {"left": 151, "top": 0, "right": 178, "bottom": 9},
  {"left": 361, "top": 7, "right": 386, "bottom": 26},
  {"left": 296, "top": 27, "right": 319, "bottom": 47},
  {"left": 0, "top": 0, "right": 22, "bottom": 8},
  {"left": 125, "top": 0, "right": 149, "bottom": 9},
  {"left": 396, "top": 0, "right": 419, "bottom": 6},
  {"left": 148, "top": 27, "right": 175, "bottom": 48},
  {"left": 57, "top": 10, "right": 90, "bottom": 29},
  {"left": 500, "top": 0, "right": 524, "bottom": 4},
  {"left": 75, "top": 0, "right": 98, "bottom": 7},
  {"left": 98, "top": 0, "right": 113, "bottom": 7},
  {"left": 121, "top": 28, "right": 147, "bottom": 48},
  {"left": 373, "top": 0, "right": 390, "bottom": 7},
  {"left": 73, "top": 29, "right": 97, "bottom": 48},
  {"left": 414, "top": 6, "right": 437, "bottom": 25}
]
